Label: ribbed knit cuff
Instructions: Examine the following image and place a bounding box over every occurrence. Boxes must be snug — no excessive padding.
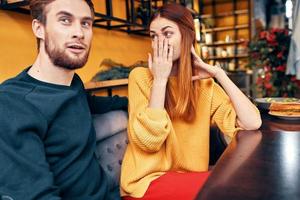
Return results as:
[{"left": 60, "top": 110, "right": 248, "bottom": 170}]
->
[{"left": 145, "top": 108, "right": 168, "bottom": 121}]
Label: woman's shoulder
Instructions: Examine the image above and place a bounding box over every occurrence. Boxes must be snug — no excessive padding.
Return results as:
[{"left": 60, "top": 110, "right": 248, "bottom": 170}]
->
[
  {"left": 129, "top": 67, "right": 152, "bottom": 83},
  {"left": 197, "top": 78, "right": 216, "bottom": 90}
]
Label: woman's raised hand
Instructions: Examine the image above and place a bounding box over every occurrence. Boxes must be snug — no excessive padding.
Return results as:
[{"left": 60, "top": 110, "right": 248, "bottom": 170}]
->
[
  {"left": 148, "top": 37, "right": 173, "bottom": 82},
  {"left": 191, "top": 46, "right": 222, "bottom": 80}
]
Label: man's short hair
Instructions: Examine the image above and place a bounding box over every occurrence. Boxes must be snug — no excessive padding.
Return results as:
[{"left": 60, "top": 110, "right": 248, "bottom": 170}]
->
[{"left": 29, "top": 0, "right": 95, "bottom": 50}]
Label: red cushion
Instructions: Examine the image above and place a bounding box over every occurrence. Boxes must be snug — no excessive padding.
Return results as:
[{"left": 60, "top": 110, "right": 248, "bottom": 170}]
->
[{"left": 123, "top": 171, "right": 210, "bottom": 200}]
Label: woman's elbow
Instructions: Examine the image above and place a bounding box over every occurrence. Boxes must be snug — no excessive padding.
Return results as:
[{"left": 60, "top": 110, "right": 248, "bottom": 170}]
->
[
  {"left": 244, "top": 118, "right": 262, "bottom": 130},
  {"left": 238, "top": 116, "right": 262, "bottom": 130}
]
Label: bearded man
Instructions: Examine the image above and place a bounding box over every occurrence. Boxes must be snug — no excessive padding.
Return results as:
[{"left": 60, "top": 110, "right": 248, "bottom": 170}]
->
[{"left": 0, "top": 0, "right": 127, "bottom": 199}]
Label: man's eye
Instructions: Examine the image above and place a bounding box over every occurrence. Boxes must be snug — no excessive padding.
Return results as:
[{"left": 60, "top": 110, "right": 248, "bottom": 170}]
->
[
  {"left": 60, "top": 18, "right": 71, "bottom": 24},
  {"left": 82, "top": 21, "right": 92, "bottom": 28}
]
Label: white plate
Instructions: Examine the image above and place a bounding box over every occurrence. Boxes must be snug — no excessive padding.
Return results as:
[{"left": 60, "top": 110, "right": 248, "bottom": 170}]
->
[
  {"left": 269, "top": 112, "right": 300, "bottom": 121},
  {"left": 254, "top": 97, "right": 300, "bottom": 110}
]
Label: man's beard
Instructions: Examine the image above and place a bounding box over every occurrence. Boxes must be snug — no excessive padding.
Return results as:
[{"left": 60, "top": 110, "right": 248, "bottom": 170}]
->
[{"left": 45, "top": 34, "right": 90, "bottom": 70}]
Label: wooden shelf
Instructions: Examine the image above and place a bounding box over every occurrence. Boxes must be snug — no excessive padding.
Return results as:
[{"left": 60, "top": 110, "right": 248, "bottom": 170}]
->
[
  {"left": 206, "top": 54, "right": 249, "bottom": 60},
  {"left": 199, "top": 40, "right": 248, "bottom": 47},
  {"left": 206, "top": 24, "right": 249, "bottom": 33},
  {"left": 84, "top": 79, "right": 128, "bottom": 91},
  {"left": 200, "top": 9, "right": 249, "bottom": 19},
  {"left": 201, "top": 0, "right": 248, "bottom": 6},
  {"left": 227, "top": 70, "right": 253, "bottom": 75}
]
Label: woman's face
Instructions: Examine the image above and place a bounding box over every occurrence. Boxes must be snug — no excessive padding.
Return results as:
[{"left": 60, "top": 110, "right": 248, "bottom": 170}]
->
[{"left": 149, "top": 17, "right": 182, "bottom": 61}]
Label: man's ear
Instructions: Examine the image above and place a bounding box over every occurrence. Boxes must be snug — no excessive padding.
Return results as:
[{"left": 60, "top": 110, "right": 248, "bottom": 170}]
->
[{"left": 32, "top": 19, "right": 45, "bottom": 40}]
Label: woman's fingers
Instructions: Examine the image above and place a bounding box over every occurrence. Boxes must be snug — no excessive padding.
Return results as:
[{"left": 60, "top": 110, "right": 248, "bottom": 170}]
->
[
  {"left": 158, "top": 38, "right": 163, "bottom": 58},
  {"left": 192, "top": 75, "right": 200, "bottom": 81},
  {"left": 153, "top": 37, "right": 171, "bottom": 62},
  {"left": 163, "top": 39, "right": 169, "bottom": 60},
  {"left": 153, "top": 37, "right": 158, "bottom": 62},
  {"left": 192, "top": 70, "right": 211, "bottom": 80},
  {"left": 148, "top": 53, "right": 153, "bottom": 72},
  {"left": 149, "top": 38, "right": 173, "bottom": 80},
  {"left": 167, "top": 45, "right": 173, "bottom": 62}
]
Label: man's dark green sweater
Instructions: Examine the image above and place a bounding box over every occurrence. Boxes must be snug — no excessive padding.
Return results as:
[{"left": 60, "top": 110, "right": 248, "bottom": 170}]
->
[{"left": 0, "top": 68, "right": 128, "bottom": 200}]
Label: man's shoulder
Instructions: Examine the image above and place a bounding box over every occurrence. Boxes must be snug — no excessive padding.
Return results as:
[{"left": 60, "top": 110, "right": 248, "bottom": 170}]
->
[
  {"left": 0, "top": 88, "right": 46, "bottom": 124},
  {"left": 0, "top": 74, "right": 36, "bottom": 100},
  {"left": 0, "top": 75, "right": 49, "bottom": 121}
]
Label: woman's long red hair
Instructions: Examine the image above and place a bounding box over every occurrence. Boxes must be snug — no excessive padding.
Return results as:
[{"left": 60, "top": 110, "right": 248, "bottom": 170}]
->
[{"left": 150, "top": 4, "right": 200, "bottom": 122}]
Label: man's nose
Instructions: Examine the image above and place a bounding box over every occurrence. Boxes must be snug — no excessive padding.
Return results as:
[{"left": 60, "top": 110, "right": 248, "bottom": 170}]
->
[{"left": 72, "top": 22, "right": 84, "bottom": 39}]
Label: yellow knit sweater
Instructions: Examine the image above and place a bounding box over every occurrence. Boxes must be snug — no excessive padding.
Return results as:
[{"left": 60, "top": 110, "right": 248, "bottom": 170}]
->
[{"left": 120, "top": 67, "right": 243, "bottom": 197}]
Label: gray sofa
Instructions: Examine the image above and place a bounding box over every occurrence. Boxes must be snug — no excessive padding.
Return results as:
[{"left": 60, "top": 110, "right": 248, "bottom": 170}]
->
[
  {"left": 93, "top": 110, "right": 228, "bottom": 199},
  {"left": 93, "top": 111, "right": 128, "bottom": 199}
]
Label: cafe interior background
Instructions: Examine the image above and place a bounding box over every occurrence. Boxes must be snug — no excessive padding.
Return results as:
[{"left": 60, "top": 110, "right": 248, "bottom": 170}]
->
[{"left": 0, "top": 0, "right": 300, "bottom": 100}]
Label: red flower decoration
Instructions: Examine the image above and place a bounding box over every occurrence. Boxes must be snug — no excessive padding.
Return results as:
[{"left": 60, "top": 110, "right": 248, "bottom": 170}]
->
[
  {"left": 277, "top": 51, "right": 283, "bottom": 59},
  {"left": 249, "top": 28, "right": 294, "bottom": 97},
  {"left": 265, "top": 73, "right": 272, "bottom": 81},
  {"left": 276, "top": 65, "right": 286, "bottom": 72},
  {"left": 264, "top": 82, "right": 273, "bottom": 89},
  {"left": 259, "top": 31, "right": 268, "bottom": 39},
  {"left": 291, "top": 76, "right": 297, "bottom": 82},
  {"left": 256, "top": 77, "right": 263, "bottom": 84},
  {"left": 266, "top": 33, "right": 276, "bottom": 42}
]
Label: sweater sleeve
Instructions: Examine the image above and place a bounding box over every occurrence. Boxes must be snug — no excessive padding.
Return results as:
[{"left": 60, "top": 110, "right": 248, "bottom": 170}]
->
[
  {"left": 127, "top": 68, "right": 172, "bottom": 153},
  {"left": 210, "top": 82, "right": 243, "bottom": 138},
  {"left": 86, "top": 93, "right": 128, "bottom": 114},
  {"left": 0, "top": 94, "right": 61, "bottom": 200}
]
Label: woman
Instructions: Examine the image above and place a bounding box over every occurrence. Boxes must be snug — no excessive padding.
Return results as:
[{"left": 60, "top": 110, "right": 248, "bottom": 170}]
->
[{"left": 120, "top": 3, "right": 261, "bottom": 200}]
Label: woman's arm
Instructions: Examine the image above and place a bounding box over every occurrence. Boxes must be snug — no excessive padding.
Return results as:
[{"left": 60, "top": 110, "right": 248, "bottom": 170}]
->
[
  {"left": 127, "top": 68, "right": 172, "bottom": 153},
  {"left": 191, "top": 47, "right": 262, "bottom": 130},
  {"left": 214, "top": 68, "right": 261, "bottom": 130},
  {"left": 124, "top": 38, "right": 174, "bottom": 153}
]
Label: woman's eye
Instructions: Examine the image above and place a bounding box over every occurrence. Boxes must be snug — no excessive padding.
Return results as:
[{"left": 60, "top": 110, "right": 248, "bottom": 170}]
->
[
  {"left": 164, "top": 32, "right": 173, "bottom": 38},
  {"left": 150, "top": 35, "right": 157, "bottom": 40}
]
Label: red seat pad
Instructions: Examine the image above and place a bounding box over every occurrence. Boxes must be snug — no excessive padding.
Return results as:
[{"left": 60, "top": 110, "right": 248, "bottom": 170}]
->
[{"left": 123, "top": 171, "right": 211, "bottom": 200}]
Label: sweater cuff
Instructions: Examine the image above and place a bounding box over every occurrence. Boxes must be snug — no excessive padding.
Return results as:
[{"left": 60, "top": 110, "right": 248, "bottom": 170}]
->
[{"left": 144, "top": 107, "right": 168, "bottom": 121}]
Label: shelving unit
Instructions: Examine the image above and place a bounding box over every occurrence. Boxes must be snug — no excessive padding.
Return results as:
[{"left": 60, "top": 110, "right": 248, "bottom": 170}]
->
[
  {"left": 197, "top": 0, "right": 252, "bottom": 95},
  {"left": 200, "top": 9, "right": 249, "bottom": 19},
  {"left": 199, "top": 39, "right": 246, "bottom": 47},
  {"left": 198, "top": 0, "right": 251, "bottom": 70},
  {"left": 205, "top": 24, "right": 249, "bottom": 32},
  {"left": 0, "top": 0, "right": 149, "bottom": 35},
  {"left": 0, "top": 0, "right": 199, "bottom": 36},
  {"left": 207, "top": 54, "right": 248, "bottom": 60}
]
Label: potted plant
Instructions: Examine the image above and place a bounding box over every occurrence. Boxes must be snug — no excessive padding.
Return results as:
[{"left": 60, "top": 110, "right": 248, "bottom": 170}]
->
[{"left": 248, "top": 28, "right": 300, "bottom": 97}]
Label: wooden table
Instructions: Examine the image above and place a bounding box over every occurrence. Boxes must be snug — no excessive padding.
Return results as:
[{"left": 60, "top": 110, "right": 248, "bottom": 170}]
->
[{"left": 196, "top": 113, "right": 300, "bottom": 200}]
